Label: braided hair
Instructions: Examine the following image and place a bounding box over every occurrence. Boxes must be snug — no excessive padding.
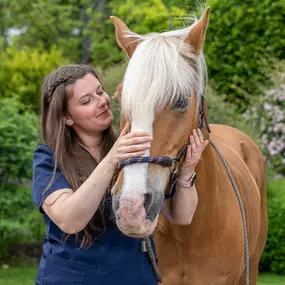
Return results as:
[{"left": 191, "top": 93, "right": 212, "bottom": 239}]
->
[{"left": 41, "top": 64, "right": 117, "bottom": 247}]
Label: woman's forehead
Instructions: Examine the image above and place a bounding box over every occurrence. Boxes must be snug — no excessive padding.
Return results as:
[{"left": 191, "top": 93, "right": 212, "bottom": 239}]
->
[{"left": 71, "top": 73, "right": 101, "bottom": 99}]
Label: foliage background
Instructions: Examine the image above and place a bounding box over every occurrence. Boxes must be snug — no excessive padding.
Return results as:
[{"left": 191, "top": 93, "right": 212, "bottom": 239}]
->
[{"left": 0, "top": 0, "right": 284, "bottom": 275}]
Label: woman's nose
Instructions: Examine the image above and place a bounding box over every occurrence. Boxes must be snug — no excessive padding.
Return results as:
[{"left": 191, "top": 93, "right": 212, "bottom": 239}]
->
[{"left": 97, "top": 96, "right": 107, "bottom": 108}]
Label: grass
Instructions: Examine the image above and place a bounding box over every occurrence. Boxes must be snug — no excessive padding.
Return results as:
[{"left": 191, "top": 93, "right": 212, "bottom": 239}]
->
[
  {"left": 0, "top": 267, "right": 285, "bottom": 285},
  {"left": 0, "top": 267, "right": 37, "bottom": 285},
  {"left": 258, "top": 273, "right": 285, "bottom": 285}
]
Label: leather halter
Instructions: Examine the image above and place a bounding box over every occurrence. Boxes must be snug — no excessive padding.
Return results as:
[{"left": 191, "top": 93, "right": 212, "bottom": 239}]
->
[{"left": 118, "top": 92, "right": 211, "bottom": 198}]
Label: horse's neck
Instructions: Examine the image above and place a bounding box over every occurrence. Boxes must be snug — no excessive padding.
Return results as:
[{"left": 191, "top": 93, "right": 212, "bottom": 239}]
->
[{"left": 196, "top": 142, "right": 220, "bottom": 203}]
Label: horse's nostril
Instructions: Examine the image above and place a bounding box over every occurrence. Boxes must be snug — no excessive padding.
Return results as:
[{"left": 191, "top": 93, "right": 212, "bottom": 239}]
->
[{"left": 144, "top": 192, "right": 154, "bottom": 213}]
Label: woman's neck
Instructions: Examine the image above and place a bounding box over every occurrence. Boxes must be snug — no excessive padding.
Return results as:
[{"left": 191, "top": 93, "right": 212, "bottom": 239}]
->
[{"left": 76, "top": 132, "right": 102, "bottom": 161}]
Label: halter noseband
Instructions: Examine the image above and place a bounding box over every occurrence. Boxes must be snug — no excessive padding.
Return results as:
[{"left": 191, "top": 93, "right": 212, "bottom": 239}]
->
[{"left": 117, "top": 92, "right": 211, "bottom": 198}]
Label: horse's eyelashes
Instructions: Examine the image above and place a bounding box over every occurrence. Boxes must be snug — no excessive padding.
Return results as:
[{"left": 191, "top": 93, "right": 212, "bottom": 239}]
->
[{"left": 173, "top": 98, "right": 189, "bottom": 110}]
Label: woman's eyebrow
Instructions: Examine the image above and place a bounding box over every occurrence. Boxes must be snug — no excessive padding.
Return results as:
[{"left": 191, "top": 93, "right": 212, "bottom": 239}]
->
[
  {"left": 78, "top": 85, "right": 103, "bottom": 100},
  {"left": 97, "top": 84, "right": 102, "bottom": 91}
]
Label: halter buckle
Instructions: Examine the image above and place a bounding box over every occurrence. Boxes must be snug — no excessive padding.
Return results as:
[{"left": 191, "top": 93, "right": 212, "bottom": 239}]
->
[
  {"left": 172, "top": 168, "right": 179, "bottom": 181},
  {"left": 170, "top": 159, "right": 179, "bottom": 181}
]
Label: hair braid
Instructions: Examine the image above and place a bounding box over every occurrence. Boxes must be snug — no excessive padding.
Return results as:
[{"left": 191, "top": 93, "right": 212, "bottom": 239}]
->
[{"left": 48, "top": 75, "right": 74, "bottom": 97}]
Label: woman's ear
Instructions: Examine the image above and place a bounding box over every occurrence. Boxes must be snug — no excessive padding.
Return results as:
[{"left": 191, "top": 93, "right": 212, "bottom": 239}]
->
[{"left": 64, "top": 117, "right": 74, "bottom": 126}]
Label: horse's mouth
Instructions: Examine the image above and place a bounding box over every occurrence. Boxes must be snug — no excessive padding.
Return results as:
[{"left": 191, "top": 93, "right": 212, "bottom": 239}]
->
[{"left": 116, "top": 215, "right": 159, "bottom": 238}]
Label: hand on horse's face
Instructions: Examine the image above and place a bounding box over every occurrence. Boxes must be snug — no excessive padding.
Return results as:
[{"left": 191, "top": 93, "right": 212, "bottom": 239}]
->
[
  {"left": 107, "top": 123, "right": 152, "bottom": 169},
  {"left": 179, "top": 129, "right": 209, "bottom": 179}
]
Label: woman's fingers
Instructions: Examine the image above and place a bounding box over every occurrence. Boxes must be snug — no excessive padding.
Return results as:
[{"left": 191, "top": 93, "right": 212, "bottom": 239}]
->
[
  {"left": 197, "top": 128, "right": 204, "bottom": 144},
  {"left": 183, "top": 129, "right": 206, "bottom": 167},
  {"left": 121, "top": 136, "right": 153, "bottom": 147},
  {"left": 119, "top": 122, "right": 130, "bottom": 137},
  {"left": 116, "top": 127, "right": 152, "bottom": 161},
  {"left": 119, "top": 144, "right": 151, "bottom": 154},
  {"left": 190, "top": 135, "right": 197, "bottom": 154},
  {"left": 123, "top": 130, "right": 151, "bottom": 139},
  {"left": 193, "top": 129, "right": 203, "bottom": 150}
]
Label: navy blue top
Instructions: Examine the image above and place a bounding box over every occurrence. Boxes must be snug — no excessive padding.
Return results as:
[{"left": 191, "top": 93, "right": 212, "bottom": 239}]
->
[{"left": 31, "top": 145, "right": 158, "bottom": 285}]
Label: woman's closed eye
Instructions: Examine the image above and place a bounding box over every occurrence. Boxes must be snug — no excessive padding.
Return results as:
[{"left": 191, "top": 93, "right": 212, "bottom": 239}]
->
[
  {"left": 81, "top": 96, "right": 92, "bottom": 105},
  {"left": 97, "top": 88, "right": 105, "bottom": 96}
]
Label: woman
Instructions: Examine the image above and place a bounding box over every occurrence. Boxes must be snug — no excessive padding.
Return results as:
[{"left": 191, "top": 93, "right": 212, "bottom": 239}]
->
[{"left": 31, "top": 64, "right": 208, "bottom": 285}]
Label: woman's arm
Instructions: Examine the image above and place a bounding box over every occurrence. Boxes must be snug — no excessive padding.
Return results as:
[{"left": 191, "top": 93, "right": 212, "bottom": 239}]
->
[
  {"left": 42, "top": 124, "right": 152, "bottom": 234},
  {"left": 161, "top": 129, "right": 208, "bottom": 225}
]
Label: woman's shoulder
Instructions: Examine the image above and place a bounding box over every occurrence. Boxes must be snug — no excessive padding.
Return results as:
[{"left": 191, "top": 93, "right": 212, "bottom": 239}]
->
[
  {"left": 35, "top": 144, "right": 53, "bottom": 155},
  {"left": 33, "top": 144, "right": 55, "bottom": 167}
]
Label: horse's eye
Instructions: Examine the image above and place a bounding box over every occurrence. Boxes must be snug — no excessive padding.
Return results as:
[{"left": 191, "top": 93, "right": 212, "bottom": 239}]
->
[{"left": 173, "top": 98, "right": 189, "bottom": 110}]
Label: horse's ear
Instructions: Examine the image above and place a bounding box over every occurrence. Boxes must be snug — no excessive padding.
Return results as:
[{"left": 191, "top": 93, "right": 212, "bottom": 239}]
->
[
  {"left": 114, "top": 82, "right": 123, "bottom": 103},
  {"left": 186, "top": 6, "right": 210, "bottom": 55},
  {"left": 110, "top": 16, "right": 140, "bottom": 58}
]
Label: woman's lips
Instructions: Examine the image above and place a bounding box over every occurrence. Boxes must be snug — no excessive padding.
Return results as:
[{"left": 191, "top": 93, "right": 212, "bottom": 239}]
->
[{"left": 97, "top": 109, "right": 109, "bottom": 117}]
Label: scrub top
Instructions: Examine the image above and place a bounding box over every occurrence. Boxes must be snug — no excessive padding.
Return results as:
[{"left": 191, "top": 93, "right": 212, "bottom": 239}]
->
[{"left": 31, "top": 145, "right": 158, "bottom": 285}]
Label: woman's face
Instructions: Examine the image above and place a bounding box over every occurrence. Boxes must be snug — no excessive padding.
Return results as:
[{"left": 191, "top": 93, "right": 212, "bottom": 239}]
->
[{"left": 66, "top": 73, "right": 113, "bottom": 135}]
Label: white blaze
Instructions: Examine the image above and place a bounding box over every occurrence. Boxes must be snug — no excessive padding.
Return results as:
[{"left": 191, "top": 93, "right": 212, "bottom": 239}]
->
[{"left": 122, "top": 113, "right": 154, "bottom": 196}]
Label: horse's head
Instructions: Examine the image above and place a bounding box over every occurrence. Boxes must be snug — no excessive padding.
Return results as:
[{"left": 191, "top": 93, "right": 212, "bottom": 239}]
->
[{"left": 111, "top": 8, "right": 210, "bottom": 237}]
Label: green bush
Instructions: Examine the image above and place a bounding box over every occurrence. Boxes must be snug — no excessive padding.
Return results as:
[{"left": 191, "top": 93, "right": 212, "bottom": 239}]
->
[
  {"left": 0, "top": 96, "right": 40, "bottom": 185},
  {"left": 244, "top": 63, "right": 285, "bottom": 177},
  {"left": 0, "top": 186, "right": 45, "bottom": 263},
  {"left": 205, "top": 0, "right": 285, "bottom": 111},
  {"left": 88, "top": 0, "right": 187, "bottom": 68},
  {"left": 206, "top": 87, "right": 258, "bottom": 140},
  {"left": 260, "top": 179, "right": 285, "bottom": 274},
  {"left": 0, "top": 46, "right": 67, "bottom": 112}
]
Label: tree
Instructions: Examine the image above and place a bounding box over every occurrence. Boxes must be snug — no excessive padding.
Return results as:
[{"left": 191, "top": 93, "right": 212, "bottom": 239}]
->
[
  {"left": 1, "top": 0, "right": 83, "bottom": 61},
  {"left": 87, "top": 0, "right": 186, "bottom": 68},
  {"left": 0, "top": 46, "right": 67, "bottom": 112}
]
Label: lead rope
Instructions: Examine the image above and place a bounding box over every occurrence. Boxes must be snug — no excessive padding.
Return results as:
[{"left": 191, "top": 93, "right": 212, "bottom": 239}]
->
[
  {"left": 210, "top": 140, "right": 250, "bottom": 285},
  {"left": 141, "top": 237, "right": 163, "bottom": 283}
]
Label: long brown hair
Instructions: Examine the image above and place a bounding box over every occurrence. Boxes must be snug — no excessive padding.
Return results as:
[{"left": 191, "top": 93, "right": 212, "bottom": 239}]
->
[{"left": 41, "top": 64, "right": 117, "bottom": 247}]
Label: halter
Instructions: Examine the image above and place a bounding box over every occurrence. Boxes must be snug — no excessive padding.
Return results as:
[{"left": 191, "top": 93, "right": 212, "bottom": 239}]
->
[{"left": 117, "top": 92, "right": 211, "bottom": 198}]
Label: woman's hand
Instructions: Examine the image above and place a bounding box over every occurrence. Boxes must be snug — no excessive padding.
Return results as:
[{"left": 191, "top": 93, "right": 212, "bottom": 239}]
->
[
  {"left": 107, "top": 123, "right": 152, "bottom": 169},
  {"left": 179, "top": 129, "right": 209, "bottom": 181}
]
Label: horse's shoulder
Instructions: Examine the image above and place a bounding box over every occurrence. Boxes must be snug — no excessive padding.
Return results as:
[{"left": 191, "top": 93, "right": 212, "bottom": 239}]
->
[{"left": 209, "top": 124, "right": 262, "bottom": 159}]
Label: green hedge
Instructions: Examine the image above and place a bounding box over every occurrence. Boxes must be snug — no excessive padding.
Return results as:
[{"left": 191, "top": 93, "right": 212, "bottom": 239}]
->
[
  {"left": 260, "top": 179, "right": 285, "bottom": 274},
  {"left": 0, "top": 96, "right": 39, "bottom": 185},
  {"left": 0, "top": 186, "right": 45, "bottom": 263},
  {"left": 0, "top": 46, "right": 67, "bottom": 112},
  {"left": 205, "top": 0, "right": 285, "bottom": 111}
]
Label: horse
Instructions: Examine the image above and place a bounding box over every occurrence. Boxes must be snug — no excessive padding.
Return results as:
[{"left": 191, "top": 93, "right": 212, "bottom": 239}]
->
[{"left": 110, "top": 7, "right": 267, "bottom": 285}]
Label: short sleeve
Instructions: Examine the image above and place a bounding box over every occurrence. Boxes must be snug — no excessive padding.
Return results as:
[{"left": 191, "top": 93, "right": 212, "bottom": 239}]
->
[{"left": 31, "top": 145, "right": 71, "bottom": 212}]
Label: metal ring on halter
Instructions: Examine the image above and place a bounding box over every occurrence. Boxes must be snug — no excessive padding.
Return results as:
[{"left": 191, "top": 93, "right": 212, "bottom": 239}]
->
[{"left": 170, "top": 158, "right": 178, "bottom": 172}]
